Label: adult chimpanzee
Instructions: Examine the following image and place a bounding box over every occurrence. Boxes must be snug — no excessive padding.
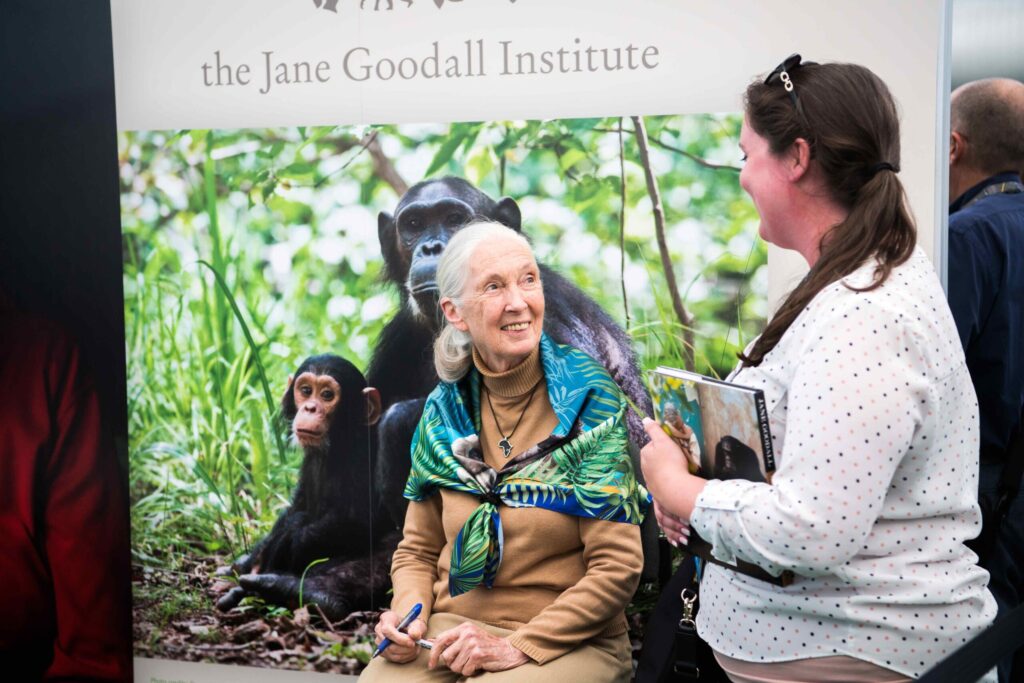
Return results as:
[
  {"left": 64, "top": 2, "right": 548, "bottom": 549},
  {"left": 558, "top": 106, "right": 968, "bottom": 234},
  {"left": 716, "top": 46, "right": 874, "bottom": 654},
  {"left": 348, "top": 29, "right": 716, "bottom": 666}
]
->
[
  {"left": 712, "top": 435, "right": 766, "bottom": 483},
  {"left": 368, "top": 177, "right": 653, "bottom": 530},
  {"left": 216, "top": 354, "right": 397, "bottom": 619}
]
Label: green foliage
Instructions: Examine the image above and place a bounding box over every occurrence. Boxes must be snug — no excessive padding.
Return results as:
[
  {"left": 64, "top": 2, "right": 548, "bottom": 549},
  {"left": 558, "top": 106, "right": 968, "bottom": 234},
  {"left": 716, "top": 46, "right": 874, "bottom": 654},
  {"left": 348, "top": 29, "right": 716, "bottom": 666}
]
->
[
  {"left": 122, "top": 115, "right": 766, "bottom": 563},
  {"left": 323, "top": 638, "right": 375, "bottom": 665}
]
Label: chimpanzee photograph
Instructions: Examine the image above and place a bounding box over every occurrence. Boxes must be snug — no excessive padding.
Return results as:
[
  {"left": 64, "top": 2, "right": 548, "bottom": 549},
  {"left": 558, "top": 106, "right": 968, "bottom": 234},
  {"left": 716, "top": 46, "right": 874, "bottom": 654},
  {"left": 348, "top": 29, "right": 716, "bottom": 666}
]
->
[
  {"left": 120, "top": 115, "right": 765, "bottom": 673},
  {"left": 369, "top": 176, "right": 653, "bottom": 529},
  {"left": 214, "top": 354, "right": 395, "bottom": 619},
  {"left": 711, "top": 435, "right": 766, "bottom": 483}
]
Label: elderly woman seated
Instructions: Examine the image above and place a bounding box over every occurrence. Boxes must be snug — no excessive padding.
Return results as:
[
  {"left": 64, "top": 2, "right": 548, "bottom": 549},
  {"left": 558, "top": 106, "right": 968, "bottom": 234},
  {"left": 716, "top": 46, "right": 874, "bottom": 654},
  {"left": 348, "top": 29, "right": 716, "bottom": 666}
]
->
[{"left": 359, "top": 221, "right": 648, "bottom": 683}]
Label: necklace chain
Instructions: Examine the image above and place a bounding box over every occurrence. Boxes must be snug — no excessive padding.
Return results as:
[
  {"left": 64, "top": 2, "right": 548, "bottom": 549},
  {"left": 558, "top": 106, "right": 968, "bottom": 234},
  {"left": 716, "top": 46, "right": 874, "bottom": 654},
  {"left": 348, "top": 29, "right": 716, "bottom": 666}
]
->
[{"left": 484, "top": 379, "right": 542, "bottom": 458}]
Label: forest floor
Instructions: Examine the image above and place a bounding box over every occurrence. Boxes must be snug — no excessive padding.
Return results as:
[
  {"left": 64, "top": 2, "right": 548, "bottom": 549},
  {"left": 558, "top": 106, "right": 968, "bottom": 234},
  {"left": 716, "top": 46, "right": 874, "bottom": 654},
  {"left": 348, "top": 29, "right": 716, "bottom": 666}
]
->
[
  {"left": 132, "top": 556, "right": 377, "bottom": 674},
  {"left": 132, "top": 555, "right": 655, "bottom": 675}
]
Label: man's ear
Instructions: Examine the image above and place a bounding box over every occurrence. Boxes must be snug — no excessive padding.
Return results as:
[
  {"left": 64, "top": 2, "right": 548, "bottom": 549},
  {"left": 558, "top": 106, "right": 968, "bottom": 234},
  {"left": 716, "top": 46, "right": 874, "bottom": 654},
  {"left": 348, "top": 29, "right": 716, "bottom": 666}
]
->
[
  {"left": 363, "top": 387, "right": 382, "bottom": 426},
  {"left": 950, "top": 131, "right": 967, "bottom": 166},
  {"left": 440, "top": 297, "right": 469, "bottom": 332}
]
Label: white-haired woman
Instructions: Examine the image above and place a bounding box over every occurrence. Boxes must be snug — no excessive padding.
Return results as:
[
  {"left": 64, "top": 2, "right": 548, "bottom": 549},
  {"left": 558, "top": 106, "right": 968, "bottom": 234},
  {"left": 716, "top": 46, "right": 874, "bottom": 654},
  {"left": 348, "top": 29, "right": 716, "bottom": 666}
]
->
[{"left": 360, "top": 222, "right": 648, "bottom": 683}]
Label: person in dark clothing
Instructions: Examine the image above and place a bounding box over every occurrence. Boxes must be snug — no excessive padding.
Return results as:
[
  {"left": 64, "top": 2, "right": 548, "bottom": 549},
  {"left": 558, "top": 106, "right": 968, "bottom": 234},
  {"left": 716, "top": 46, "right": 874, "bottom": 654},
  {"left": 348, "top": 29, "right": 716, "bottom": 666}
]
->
[
  {"left": 947, "top": 76, "right": 1024, "bottom": 683},
  {"left": 0, "top": 294, "right": 132, "bottom": 682}
]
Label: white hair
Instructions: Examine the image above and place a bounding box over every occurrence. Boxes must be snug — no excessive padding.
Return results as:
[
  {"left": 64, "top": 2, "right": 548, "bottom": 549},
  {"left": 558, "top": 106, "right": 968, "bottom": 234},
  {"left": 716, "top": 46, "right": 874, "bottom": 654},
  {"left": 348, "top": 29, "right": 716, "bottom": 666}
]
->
[{"left": 433, "top": 221, "right": 534, "bottom": 382}]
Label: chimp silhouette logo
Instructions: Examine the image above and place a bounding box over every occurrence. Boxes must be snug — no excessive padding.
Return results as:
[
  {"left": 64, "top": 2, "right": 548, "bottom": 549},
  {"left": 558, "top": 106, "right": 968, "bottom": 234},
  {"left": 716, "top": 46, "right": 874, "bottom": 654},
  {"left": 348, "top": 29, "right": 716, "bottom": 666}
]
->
[{"left": 312, "top": 0, "right": 515, "bottom": 12}]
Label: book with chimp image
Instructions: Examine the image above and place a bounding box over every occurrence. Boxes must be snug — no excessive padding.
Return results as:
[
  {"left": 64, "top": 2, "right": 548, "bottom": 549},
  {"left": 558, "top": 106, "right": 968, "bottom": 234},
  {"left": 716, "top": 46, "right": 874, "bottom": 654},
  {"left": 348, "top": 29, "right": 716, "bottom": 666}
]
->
[{"left": 648, "top": 367, "right": 793, "bottom": 586}]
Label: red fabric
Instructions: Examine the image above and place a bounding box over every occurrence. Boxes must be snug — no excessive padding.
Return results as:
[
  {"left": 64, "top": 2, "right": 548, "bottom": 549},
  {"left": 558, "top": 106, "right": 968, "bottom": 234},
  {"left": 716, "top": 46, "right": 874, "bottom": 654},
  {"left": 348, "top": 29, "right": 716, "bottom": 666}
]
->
[{"left": 0, "top": 311, "right": 131, "bottom": 682}]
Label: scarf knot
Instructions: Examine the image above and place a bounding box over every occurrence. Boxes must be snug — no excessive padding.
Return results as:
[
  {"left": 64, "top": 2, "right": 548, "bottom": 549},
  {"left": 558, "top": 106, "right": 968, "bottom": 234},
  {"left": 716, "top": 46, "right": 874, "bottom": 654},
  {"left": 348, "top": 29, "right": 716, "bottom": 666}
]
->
[
  {"left": 404, "top": 334, "right": 650, "bottom": 596},
  {"left": 479, "top": 490, "right": 502, "bottom": 506}
]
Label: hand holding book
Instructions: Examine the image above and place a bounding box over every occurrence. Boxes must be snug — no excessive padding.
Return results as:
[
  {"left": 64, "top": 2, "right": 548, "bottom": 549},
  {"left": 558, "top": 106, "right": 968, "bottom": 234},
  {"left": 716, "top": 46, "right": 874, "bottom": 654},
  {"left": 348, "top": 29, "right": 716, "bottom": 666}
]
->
[
  {"left": 643, "top": 367, "right": 793, "bottom": 586},
  {"left": 658, "top": 405, "right": 702, "bottom": 474},
  {"left": 640, "top": 416, "right": 708, "bottom": 524}
]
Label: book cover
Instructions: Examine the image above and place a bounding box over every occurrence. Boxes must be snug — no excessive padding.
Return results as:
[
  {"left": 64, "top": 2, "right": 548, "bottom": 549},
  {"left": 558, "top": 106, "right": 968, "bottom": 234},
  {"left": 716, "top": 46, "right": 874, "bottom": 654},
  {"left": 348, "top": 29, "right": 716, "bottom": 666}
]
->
[{"left": 649, "top": 366, "right": 793, "bottom": 586}]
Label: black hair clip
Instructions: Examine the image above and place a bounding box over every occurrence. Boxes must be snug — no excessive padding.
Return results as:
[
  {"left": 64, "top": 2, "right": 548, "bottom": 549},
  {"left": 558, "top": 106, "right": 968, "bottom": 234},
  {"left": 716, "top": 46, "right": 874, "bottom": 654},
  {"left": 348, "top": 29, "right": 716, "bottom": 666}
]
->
[{"left": 765, "top": 53, "right": 817, "bottom": 110}]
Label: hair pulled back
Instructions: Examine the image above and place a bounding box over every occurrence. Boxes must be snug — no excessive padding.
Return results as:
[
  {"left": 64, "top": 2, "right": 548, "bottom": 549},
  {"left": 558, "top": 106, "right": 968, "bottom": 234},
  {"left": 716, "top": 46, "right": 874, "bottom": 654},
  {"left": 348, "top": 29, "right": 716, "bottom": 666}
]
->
[
  {"left": 739, "top": 62, "right": 916, "bottom": 367},
  {"left": 433, "top": 221, "right": 535, "bottom": 382}
]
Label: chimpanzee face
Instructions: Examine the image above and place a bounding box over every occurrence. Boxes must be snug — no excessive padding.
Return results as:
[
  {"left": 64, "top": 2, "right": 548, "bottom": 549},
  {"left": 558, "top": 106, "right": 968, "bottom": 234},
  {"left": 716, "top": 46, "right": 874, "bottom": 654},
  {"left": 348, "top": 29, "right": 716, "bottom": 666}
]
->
[
  {"left": 291, "top": 372, "right": 342, "bottom": 449},
  {"left": 395, "top": 194, "right": 476, "bottom": 314},
  {"left": 378, "top": 178, "right": 523, "bottom": 327}
]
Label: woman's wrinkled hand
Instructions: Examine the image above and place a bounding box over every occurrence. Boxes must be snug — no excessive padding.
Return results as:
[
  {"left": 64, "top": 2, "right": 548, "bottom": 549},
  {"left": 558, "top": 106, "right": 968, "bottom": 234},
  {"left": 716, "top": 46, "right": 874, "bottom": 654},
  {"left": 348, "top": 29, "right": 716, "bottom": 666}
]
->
[
  {"left": 654, "top": 500, "right": 690, "bottom": 547},
  {"left": 428, "top": 621, "right": 530, "bottom": 676},
  {"left": 373, "top": 610, "right": 428, "bottom": 664}
]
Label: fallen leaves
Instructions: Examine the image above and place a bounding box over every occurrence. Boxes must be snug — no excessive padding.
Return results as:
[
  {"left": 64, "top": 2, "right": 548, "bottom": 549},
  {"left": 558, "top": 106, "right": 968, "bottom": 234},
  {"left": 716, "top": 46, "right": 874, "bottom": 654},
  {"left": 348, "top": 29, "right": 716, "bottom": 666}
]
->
[{"left": 133, "top": 557, "right": 379, "bottom": 674}]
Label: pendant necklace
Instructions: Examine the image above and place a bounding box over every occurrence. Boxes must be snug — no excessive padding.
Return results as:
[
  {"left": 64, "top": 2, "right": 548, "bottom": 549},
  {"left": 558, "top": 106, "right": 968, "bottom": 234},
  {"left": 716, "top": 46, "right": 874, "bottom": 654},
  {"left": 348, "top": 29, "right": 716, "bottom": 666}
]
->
[{"left": 484, "top": 379, "right": 542, "bottom": 458}]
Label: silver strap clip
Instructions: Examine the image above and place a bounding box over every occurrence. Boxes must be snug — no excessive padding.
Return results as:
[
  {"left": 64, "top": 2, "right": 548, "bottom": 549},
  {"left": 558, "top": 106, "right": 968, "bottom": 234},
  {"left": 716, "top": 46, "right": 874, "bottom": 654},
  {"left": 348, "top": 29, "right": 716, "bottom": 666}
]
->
[{"left": 679, "top": 588, "right": 697, "bottom": 628}]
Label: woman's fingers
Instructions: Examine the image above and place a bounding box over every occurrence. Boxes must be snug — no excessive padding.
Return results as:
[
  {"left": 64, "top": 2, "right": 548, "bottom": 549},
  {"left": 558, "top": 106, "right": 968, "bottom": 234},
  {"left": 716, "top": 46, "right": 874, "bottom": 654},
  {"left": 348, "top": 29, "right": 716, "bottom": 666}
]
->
[
  {"left": 380, "top": 620, "right": 415, "bottom": 649},
  {"left": 428, "top": 626, "right": 461, "bottom": 669},
  {"left": 407, "top": 618, "right": 428, "bottom": 641},
  {"left": 654, "top": 501, "right": 690, "bottom": 546},
  {"left": 445, "top": 639, "right": 473, "bottom": 674},
  {"left": 382, "top": 642, "right": 417, "bottom": 662},
  {"left": 373, "top": 610, "right": 421, "bottom": 663},
  {"left": 374, "top": 610, "right": 398, "bottom": 645},
  {"left": 429, "top": 622, "right": 493, "bottom": 674}
]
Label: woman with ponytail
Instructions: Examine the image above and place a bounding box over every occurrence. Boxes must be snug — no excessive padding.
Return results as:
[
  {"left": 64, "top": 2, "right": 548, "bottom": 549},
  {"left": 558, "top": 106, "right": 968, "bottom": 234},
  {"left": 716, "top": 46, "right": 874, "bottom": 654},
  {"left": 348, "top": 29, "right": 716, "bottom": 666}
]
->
[
  {"left": 362, "top": 222, "right": 648, "bottom": 682},
  {"left": 641, "top": 57, "right": 996, "bottom": 682}
]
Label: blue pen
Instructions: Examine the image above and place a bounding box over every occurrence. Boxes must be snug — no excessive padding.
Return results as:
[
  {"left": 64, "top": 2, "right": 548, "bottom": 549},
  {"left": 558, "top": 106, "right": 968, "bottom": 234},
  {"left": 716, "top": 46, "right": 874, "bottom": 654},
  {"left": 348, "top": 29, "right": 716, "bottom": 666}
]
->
[{"left": 372, "top": 603, "right": 423, "bottom": 659}]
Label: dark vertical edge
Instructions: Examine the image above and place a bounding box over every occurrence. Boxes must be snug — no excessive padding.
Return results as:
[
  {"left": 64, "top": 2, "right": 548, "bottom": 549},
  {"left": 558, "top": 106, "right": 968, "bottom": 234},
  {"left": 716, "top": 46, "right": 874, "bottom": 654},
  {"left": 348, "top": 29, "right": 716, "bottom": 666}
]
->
[{"left": 754, "top": 390, "right": 775, "bottom": 472}]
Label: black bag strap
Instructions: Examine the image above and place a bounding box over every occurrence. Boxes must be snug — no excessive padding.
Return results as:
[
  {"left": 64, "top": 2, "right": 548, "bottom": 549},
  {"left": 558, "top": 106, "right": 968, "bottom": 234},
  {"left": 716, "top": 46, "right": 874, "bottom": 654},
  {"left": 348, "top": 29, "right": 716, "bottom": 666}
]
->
[
  {"left": 637, "top": 543, "right": 731, "bottom": 683},
  {"left": 672, "top": 589, "right": 700, "bottom": 680},
  {"left": 637, "top": 546, "right": 698, "bottom": 683},
  {"left": 917, "top": 603, "right": 1024, "bottom": 682}
]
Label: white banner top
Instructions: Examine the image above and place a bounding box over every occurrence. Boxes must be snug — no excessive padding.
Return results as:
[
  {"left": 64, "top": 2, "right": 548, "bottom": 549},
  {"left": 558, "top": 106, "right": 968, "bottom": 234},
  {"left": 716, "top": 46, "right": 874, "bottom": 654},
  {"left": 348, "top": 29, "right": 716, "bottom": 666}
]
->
[{"left": 111, "top": 0, "right": 950, "bottom": 299}]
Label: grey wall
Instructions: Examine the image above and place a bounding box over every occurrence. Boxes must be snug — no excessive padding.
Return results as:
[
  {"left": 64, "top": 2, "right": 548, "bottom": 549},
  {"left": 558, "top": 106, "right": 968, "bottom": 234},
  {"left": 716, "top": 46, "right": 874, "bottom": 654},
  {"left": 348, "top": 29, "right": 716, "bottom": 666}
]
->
[{"left": 953, "top": 0, "right": 1024, "bottom": 87}]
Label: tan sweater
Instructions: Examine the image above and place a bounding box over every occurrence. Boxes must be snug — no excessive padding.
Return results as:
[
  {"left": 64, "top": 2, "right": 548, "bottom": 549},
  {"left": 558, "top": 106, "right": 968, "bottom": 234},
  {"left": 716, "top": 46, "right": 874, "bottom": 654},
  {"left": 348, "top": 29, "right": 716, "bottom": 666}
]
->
[{"left": 389, "top": 347, "right": 644, "bottom": 664}]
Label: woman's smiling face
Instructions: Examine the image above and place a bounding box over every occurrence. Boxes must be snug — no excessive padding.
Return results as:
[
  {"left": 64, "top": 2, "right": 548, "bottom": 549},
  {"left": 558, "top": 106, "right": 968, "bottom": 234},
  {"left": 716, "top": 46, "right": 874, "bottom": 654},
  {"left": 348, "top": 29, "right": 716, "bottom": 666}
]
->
[
  {"left": 443, "top": 235, "right": 545, "bottom": 373},
  {"left": 739, "top": 117, "right": 799, "bottom": 251}
]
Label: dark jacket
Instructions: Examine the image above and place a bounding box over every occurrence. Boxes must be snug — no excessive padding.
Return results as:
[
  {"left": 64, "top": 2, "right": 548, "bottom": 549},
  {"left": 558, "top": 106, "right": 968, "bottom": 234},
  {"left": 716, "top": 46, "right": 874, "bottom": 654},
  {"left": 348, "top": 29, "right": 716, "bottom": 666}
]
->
[{"left": 948, "top": 172, "right": 1024, "bottom": 464}]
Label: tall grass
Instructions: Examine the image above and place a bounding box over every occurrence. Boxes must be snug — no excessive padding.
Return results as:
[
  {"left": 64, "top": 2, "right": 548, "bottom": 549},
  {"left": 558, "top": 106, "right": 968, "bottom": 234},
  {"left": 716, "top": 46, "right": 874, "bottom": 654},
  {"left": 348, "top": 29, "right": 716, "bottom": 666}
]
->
[{"left": 124, "top": 131, "right": 371, "bottom": 565}]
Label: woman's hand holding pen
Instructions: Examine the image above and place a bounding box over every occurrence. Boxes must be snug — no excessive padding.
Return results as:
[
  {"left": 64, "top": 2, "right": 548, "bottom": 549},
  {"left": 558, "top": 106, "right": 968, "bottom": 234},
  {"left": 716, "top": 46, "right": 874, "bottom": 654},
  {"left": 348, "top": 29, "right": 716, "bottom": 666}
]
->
[
  {"left": 374, "top": 610, "right": 428, "bottom": 663},
  {"left": 428, "top": 622, "right": 529, "bottom": 675}
]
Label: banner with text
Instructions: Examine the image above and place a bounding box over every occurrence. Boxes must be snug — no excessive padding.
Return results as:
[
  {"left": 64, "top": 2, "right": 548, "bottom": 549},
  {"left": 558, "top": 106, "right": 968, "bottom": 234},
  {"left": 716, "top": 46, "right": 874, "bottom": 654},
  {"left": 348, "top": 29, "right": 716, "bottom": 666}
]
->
[{"left": 112, "top": 1, "right": 948, "bottom": 680}]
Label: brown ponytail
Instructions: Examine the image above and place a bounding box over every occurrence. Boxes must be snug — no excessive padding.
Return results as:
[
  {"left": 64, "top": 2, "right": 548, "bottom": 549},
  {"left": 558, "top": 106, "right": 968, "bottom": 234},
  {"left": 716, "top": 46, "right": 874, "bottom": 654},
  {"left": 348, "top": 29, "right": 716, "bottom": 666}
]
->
[{"left": 739, "top": 63, "right": 916, "bottom": 368}]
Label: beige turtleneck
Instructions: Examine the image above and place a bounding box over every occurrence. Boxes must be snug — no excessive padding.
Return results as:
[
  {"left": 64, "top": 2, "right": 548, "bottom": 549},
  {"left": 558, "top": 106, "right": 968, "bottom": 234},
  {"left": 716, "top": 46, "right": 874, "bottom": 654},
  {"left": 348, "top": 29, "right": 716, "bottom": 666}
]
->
[
  {"left": 473, "top": 345, "right": 560, "bottom": 470},
  {"left": 388, "top": 346, "right": 644, "bottom": 665}
]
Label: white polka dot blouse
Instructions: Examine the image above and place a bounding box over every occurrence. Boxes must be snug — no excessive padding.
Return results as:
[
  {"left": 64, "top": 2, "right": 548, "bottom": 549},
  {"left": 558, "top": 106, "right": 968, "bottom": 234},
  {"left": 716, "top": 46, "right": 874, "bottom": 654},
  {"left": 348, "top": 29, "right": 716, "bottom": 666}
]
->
[{"left": 689, "top": 247, "right": 997, "bottom": 680}]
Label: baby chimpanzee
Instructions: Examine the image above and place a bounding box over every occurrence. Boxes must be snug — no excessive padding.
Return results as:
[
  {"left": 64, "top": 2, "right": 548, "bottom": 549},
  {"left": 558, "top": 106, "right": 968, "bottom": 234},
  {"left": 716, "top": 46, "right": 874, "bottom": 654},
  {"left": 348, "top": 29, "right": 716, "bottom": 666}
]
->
[{"left": 216, "top": 354, "right": 397, "bottom": 619}]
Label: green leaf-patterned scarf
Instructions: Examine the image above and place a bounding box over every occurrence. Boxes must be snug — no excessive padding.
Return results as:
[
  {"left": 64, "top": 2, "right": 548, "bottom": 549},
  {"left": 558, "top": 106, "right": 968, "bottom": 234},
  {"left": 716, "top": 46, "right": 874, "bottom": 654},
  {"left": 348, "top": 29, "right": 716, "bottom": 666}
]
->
[{"left": 404, "top": 333, "right": 650, "bottom": 597}]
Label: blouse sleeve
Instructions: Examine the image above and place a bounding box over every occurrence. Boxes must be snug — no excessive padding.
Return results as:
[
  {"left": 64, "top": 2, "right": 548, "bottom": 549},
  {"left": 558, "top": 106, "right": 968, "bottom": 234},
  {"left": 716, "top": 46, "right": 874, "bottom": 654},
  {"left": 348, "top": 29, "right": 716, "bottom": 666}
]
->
[{"left": 690, "top": 300, "right": 933, "bottom": 577}]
